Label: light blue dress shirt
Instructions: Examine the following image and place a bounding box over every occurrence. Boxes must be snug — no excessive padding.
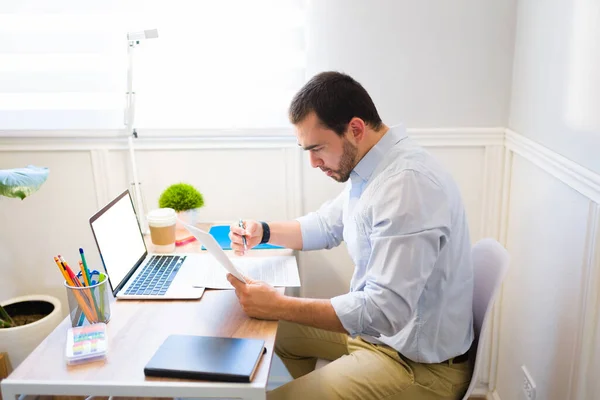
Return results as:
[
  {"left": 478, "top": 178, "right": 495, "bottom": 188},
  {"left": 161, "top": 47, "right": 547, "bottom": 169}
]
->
[{"left": 297, "top": 125, "right": 474, "bottom": 363}]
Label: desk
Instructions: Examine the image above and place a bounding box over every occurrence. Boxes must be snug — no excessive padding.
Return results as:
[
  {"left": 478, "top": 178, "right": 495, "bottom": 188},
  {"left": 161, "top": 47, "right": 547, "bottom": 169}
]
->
[{"left": 1, "top": 227, "right": 293, "bottom": 400}]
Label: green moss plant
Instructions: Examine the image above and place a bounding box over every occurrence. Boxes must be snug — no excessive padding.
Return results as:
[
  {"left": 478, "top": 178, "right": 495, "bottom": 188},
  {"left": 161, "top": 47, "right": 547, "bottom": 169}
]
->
[{"left": 158, "top": 183, "right": 204, "bottom": 212}]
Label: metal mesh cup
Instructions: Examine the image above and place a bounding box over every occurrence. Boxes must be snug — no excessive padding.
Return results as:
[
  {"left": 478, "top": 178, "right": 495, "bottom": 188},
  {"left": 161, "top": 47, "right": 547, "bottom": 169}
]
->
[{"left": 64, "top": 273, "right": 111, "bottom": 327}]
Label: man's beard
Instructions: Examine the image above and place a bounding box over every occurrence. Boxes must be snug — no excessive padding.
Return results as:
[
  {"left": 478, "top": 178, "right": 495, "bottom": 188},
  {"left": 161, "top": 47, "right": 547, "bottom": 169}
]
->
[{"left": 327, "top": 138, "right": 358, "bottom": 183}]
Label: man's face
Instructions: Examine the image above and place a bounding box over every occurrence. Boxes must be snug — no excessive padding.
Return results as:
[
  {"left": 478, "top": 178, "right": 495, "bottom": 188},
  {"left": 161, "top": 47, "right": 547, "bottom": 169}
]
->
[{"left": 295, "top": 113, "right": 358, "bottom": 183}]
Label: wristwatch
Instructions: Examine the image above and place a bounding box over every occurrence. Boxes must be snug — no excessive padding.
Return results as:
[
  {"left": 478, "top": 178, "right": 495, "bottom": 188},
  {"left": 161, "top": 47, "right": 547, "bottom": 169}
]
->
[{"left": 260, "top": 221, "right": 270, "bottom": 244}]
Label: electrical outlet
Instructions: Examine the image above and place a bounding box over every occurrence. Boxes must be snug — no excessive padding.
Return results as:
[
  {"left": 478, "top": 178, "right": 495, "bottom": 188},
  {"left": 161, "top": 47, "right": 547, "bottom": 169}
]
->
[{"left": 521, "top": 365, "right": 536, "bottom": 400}]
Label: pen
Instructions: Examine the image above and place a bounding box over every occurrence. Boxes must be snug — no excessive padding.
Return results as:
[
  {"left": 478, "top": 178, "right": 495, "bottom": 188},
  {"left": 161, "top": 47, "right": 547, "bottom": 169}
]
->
[
  {"left": 238, "top": 219, "right": 247, "bottom": 251},
  {"left": 79, "top": 248, "right": 92, "bottom": 287}
]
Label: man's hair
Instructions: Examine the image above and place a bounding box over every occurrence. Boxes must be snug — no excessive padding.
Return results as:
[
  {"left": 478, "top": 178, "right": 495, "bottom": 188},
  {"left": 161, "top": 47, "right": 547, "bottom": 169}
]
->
[{"left": 289, "top": 71, "right": 383, "bottom": 136}]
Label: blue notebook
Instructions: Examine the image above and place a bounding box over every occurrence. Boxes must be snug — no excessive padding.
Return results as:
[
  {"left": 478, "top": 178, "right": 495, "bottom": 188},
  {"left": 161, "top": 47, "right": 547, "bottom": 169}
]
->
[{"left": 202, "top": 225, "right": 283, "bottom": 250}]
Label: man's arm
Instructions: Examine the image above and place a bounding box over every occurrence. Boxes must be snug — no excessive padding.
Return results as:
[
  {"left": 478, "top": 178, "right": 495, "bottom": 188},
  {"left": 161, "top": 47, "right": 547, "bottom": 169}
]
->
[
  {"left": 231, "top": 188, "right": 347, "bottom": 255},
  {"left": 266, "top": 220, "right": 303, "bottom": 250},
  {"left": 230, "top": 220, "right": 303, "bottom": 253},
  {"left": 226, "top": 274, "right": 347, "bottom": 333},
  {"left": 277, "top": 296, "right": 347, "bottom": 333}
]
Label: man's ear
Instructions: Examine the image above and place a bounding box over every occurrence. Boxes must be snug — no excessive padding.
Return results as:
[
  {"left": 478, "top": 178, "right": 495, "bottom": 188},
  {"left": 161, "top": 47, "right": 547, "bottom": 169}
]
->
[{"left": 348, "top": 117, "right": 366, "bottom": 143}]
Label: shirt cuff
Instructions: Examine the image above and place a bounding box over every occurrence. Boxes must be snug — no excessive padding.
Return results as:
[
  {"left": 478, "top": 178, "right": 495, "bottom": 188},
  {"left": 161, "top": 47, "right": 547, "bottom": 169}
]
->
[
  {"left": 296, "top": 213, "right": 326, "bottom": 251},
  {"left": 331, "top": 292, "right": 379, "bottom": 337}
]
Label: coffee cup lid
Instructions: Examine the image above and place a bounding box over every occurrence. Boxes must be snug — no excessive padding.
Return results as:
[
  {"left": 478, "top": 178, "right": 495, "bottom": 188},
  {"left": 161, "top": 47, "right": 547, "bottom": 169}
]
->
[{"left": 147, "top": 208, "right": 177, "bottom": 226}]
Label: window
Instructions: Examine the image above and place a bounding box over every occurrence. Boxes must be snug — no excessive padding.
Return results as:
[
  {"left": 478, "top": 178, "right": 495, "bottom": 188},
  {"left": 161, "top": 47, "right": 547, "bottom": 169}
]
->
[{"left": 0, "top": 0, "right": 307, "bottom": 132}]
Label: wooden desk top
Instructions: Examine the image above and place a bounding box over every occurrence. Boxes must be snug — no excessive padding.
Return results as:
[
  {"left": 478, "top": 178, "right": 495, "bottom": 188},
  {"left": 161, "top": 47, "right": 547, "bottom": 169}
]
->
[{"left": 3, "top": 225, "right": 293, "bottom": 398}]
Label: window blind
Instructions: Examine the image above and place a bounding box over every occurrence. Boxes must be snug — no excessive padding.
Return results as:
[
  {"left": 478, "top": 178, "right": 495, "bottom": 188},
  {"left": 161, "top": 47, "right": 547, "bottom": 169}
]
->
[{"left": 0, "top": 0, "right": 306, "bottom": 131}]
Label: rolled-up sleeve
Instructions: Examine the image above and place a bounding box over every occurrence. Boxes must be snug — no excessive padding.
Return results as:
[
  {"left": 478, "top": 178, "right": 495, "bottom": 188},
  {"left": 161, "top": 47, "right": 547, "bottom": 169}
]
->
[
  {"left": 296, "top": 188, "right": 346, "bottom": 251},
  {"left": 331, "top": 170, "right": 451, "bottom": 337}
]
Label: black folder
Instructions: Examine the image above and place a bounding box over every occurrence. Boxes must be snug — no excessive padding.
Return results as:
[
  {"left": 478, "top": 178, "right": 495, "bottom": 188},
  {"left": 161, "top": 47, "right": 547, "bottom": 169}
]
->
[{"left": 143, "top": 335, "right": 266, "bottom": 383}]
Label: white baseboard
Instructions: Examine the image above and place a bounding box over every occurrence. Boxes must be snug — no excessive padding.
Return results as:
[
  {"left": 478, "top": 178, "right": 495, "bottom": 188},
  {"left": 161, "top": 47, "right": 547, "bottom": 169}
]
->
[{"left": 489, "top": 389, "right": 501, "bottom": 400}]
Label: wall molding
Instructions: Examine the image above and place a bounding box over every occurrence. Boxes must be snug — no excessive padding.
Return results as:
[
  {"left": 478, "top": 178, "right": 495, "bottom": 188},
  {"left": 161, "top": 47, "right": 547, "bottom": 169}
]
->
[
  {"left": 569, "top": 202, "right": 600, "bottom": 400},
  {"left": 89, "top": 149, "right": 111, "bottom": 209},
  {"left": 505, "top": 129, "right": 600, "bottom": 204},
  {"left": 0, "top": 127, "right": 506, "bottom": 152},
  {"left": 490, "top": 390, "right": 502, "bottom": 400},
  {"left": 488, "top": 146, "right": 513, "bottom": 392},
  {"left": 476, "top": 144, "right": 505, "bottom": 386}
]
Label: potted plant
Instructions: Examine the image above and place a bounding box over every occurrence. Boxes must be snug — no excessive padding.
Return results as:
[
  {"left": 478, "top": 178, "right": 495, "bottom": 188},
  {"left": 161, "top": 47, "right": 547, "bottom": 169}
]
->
[
  {"left": 158, "top": 183, "right": 205, "bottom": 229},
  {"left": 0, "top": 165, "right": 63, "bottom": 369}
]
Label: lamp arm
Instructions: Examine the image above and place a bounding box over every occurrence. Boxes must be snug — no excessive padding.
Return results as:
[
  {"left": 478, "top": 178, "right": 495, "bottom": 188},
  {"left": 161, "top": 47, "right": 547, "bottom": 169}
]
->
[{"left": 125, "top": 41, "right": 147, "bottom": 233}]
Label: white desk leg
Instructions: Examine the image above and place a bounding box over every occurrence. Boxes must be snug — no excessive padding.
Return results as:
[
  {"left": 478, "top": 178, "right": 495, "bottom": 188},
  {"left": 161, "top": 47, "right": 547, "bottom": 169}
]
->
[
  {"left": 243, "top": 391, "right": 267, "bottom": 400},
  {"left": 0, "top": 385, "right": 18, "bottom": 400},
  {"left": 242, "top": 392, "right": 267, "bottom": 400}
]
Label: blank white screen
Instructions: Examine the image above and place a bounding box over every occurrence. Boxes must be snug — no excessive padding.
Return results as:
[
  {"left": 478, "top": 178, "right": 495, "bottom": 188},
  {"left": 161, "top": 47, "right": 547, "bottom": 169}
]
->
[{"left": 91, "top": 194, "right": 146, "bottom": 289}]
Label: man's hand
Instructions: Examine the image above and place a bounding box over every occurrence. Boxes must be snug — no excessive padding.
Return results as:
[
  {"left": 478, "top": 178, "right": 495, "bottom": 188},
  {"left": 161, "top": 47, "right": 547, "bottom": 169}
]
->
[
  {"left": 229, "top": 220, "right": 263, "bottom": 256},
  {"left": 226, "top": 273, "right": 284, "bottom": 320}
]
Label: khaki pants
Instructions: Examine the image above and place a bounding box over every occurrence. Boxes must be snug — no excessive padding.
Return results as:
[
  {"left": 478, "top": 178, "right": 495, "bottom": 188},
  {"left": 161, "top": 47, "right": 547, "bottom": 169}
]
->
[{"left": 269, "top": 321, "right": 472, "bottom": 400}]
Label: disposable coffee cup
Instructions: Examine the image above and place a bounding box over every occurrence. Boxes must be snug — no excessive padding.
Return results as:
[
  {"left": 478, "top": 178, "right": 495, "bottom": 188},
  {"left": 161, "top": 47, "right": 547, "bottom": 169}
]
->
[{"left": 147, "top": 208, "right": 177, "bottom": 253}]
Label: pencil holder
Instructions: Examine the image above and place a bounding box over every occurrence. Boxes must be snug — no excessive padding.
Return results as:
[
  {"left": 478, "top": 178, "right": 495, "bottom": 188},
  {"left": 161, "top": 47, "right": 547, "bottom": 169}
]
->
[{"left": 64, "top": 273, "right": 111, "bottom": 327}]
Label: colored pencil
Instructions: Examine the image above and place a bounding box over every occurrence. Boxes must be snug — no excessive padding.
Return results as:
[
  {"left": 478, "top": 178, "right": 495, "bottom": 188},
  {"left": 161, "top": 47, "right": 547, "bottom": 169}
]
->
[
  {"left": 79, "top": 260, "right": 103, "bottom": 321},
  {"left": 79, "top": 248, "right": 93, "bottom": 287}
]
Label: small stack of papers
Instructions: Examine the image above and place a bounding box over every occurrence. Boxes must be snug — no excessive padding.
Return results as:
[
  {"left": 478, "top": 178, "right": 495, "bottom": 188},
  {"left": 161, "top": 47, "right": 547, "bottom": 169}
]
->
[{"left": 65, "top": 323, "right": 108, "bottom": 365}]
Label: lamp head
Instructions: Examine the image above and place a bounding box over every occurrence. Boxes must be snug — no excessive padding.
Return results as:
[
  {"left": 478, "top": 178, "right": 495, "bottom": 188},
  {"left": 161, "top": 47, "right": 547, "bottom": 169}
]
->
[{"left": 127, "top": 29, "right": 159, "bottom": 43}]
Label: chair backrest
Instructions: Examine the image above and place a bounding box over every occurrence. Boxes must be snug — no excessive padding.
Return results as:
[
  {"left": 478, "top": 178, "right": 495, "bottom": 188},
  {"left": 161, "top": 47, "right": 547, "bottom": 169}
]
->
[{"left": 462, "top": 238, "right": 510, "bottom": 400}]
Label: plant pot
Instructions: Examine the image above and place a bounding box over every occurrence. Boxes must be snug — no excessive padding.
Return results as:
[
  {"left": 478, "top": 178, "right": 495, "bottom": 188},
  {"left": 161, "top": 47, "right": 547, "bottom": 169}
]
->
[
  {"left": 176, "top": 208, "right": 202, "bottom": 230},
  {"left": 0, "top": 295, "right": 62, "bottom": 369}
]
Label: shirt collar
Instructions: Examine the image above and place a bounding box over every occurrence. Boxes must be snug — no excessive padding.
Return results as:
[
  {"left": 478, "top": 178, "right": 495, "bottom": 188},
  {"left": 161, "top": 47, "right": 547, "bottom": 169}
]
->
[{"left": 351, "top": 124, "right": 408, "bottom": 183}]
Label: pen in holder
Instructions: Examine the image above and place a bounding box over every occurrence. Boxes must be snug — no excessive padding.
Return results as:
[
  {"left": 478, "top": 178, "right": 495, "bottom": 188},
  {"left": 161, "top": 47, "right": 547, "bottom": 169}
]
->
[{"left": 64, "top": 271, "right": 111, "bottom": 327}]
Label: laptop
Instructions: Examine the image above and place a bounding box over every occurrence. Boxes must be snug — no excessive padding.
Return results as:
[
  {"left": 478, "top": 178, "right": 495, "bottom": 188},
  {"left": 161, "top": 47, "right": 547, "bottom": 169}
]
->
[{"left": 89, "top": 189, "right": 205, "bottom": 300}]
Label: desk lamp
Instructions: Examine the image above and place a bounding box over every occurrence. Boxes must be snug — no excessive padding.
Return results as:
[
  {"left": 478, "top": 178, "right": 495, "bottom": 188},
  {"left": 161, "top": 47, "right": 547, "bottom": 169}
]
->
[{"left": 125, "top": 29, "right": 158, "bottom": 233}]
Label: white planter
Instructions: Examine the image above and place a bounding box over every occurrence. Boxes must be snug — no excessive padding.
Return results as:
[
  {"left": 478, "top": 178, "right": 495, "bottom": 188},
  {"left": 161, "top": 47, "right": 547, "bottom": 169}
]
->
[
  {"left": 0, "top": 295, "right": 62, "bottom": 369},
  {"left": 176, "top": 208, "right": 202, "bottom": 229}
]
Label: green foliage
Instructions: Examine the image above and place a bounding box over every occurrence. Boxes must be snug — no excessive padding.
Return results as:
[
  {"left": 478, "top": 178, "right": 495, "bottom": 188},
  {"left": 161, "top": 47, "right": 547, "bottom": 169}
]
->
[
  {"left": 0, "top": 305, "right": 15, "bottom": 328},
  {"left": 0, "top": 165, "right": 49, "bottom": 328},
  {"left": 0, "top": 165, "right": 49, "bottom": 200},
  {"left": 158, "top": 183, "right": 204, "bottom": 212}
]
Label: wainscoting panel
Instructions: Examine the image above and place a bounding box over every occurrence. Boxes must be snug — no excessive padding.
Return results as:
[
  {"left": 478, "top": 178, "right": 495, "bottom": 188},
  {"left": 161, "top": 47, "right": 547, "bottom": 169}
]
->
[
  {"left": 0, "top": 127, "right": 504, "bottom": 394},
  {"left": 494, "top": 130, "right": 600, "bottom": 400},
  {"left": 0, "top": 150, "right": 100, "bottom": 311}
]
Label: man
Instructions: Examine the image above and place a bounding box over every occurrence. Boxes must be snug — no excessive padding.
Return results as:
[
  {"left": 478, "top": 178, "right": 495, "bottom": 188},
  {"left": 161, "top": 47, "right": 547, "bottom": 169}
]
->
[{"left": 227, "top": 71, "right": 474, "bottom": 399}]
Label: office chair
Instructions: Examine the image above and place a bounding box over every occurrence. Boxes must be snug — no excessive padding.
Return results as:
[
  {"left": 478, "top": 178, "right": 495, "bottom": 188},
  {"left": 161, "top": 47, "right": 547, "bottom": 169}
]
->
[
  {"left": 315, "top": 238, "right": 510, "bottom": 400},
  {"left": 460, "top": 237, "right": 510, "bottom": 399}
]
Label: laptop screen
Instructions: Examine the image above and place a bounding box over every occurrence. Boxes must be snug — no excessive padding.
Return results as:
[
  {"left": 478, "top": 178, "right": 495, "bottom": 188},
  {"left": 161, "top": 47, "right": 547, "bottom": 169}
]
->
[{"left": 90, "top": 191, "right": 147, "bottom": 292}]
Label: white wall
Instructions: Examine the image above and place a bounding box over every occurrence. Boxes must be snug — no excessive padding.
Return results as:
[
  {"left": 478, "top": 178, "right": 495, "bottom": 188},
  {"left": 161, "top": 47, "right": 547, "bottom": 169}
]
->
[
  {"left": 493, "top": 0, "right": 600, "bottom": 398},
  {"left": 298, "top": 0, "right": 517, "bottom": 298},
  {"left": 0, "top": 130, "right": 500, "bottom": 302},
  {"left": 493, "top": 132, "right": 600, "bottom": 400},
  {"left": 307, "top": 0, "right": 517, "bottom": 127},
  {"left": 0, "top": 0, "right": 518, "bottom": 392},
  {"left": 509, "top": 0, "right": 600, "bottom": 174},
  {"left": 0, "top": 140, "right": 302, "bottom": 308},
  {"left": 497, "top": 152, "right": 591, "bottom": 400}
]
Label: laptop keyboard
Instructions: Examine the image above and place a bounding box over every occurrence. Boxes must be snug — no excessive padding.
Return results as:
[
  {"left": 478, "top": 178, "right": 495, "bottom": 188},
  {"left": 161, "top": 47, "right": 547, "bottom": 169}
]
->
[{"left": 124, "top": 255, "right": 185, "bottom": 296}]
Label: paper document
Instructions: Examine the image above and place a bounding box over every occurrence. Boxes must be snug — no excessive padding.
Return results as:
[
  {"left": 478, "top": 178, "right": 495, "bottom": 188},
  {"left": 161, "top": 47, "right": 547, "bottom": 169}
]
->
[
  {"left": 183, "top": 223, "right": 246, "bottom": 283},
  {"left": 190, "top": 255, "right": 300, "bottom": 289},
  {"left": 183, "top": 223, "right": 301, "bottom": 289}
]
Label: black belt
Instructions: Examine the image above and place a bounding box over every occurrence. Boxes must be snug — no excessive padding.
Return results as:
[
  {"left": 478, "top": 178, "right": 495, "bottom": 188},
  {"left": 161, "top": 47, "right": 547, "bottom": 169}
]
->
[
  {"left": 396, "top": 351, "right": 470, "bottom": 365},
  {"left": 445, "top": 351, "right": 470, "bottom": 365}
]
